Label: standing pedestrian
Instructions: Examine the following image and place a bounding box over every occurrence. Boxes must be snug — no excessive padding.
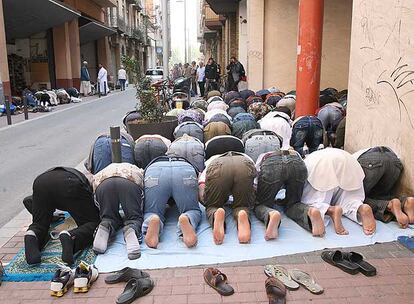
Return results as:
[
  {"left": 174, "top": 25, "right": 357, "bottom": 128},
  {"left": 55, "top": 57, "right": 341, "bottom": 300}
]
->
[
  {"left": 226, "top": 57, "right": 245, "bottom": 92},
  {"left": 205, "top": 58, "right": 219, "bottom": 96},
  {"left": 191, "top": 61, "right": 198, "bottom": 95},
  {"left": 118, "top": 65, "right": 127, "bottom": 91},
  {"left": 80, "top": 61, "right": 91, "bottom": 97},
  {"left": 197, "top": 62, "right": 206, "bottom": 97},
  {"left": 97, "top": 63, "right": 108, "bottom": 96},
  {"left": 183, "top": 63, "right": 192, "bottom": 78}
]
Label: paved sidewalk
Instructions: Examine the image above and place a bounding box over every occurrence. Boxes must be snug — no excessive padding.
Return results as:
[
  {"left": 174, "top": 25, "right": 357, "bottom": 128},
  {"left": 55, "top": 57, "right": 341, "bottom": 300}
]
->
[{"left": 0, "top": 209, "right": 413, "bottom": 304}]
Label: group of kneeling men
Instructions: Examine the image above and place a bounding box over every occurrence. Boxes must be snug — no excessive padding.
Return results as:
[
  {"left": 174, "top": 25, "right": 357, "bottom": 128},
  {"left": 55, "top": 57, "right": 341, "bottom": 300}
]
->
[{"left": 23, "top": 90, "right": 414, "bottom": 266}]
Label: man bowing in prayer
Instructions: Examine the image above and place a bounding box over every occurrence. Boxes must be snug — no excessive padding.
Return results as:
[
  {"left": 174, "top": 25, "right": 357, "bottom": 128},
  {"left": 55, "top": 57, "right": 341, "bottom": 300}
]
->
[{"left": 97, "top": 63, "right": 108, "bottom": 96}]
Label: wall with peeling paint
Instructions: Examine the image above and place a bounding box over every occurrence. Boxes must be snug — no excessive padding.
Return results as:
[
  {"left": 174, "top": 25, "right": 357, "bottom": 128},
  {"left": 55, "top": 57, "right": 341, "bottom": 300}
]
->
[{"left": 346, "top": 0, "right": 414, "bottom": 194}]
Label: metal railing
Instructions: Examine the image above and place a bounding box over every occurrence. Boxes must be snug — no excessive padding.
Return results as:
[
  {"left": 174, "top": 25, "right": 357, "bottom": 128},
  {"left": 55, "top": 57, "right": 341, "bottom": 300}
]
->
[{"left": 110, "top": 15, "right": 126, "bottom": 33}]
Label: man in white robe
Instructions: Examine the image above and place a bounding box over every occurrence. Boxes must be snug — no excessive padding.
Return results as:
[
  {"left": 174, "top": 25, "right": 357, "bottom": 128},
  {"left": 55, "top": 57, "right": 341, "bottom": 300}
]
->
[{"left": 97, "top": 64, "right": 108, "bottom": 96}]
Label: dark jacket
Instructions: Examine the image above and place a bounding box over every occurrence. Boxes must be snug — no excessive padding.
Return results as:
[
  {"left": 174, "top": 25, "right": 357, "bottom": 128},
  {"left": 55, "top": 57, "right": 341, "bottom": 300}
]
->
[
  {"left": 205, "top": 63, "right": 219, "bottom": 80},
  {"left": 81, "top": 66, "right": 90, "bottom": 81},
  {"left": 227, "top": 61, "right": 245, "bottom": 83}
]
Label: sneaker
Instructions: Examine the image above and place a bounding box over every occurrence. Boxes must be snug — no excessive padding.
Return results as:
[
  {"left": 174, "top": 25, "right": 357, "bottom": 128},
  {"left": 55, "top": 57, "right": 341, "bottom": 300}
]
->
[
  {"left": 93, "top": 221, "right": 111, "bottom": 254},
  {"left": 50, "top": 266, "right": 75, "bottom": 297},
  {"left": 73, "top": 261, "right": 99, "bottom": 293}
]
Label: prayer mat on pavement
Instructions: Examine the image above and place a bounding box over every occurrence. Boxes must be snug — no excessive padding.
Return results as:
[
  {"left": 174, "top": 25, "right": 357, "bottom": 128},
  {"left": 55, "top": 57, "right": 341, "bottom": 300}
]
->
[
  {"left": 3, "top": 215, "right": 96, "bottom": 282},
  {"left": 95, "top": 202, "right": 414, "bottom": 273}
]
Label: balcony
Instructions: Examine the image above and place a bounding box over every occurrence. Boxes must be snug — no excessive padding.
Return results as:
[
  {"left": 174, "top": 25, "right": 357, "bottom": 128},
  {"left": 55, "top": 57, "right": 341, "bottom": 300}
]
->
[
  {"left": 204, "top": 5, "right": 225, "bottom": 30},
  {"left": 91, "top": 0, "right": 117, "bottom": 8},
  {"left": 205, "top": 0, "right": 238, "bottom": 14},
  {"left": 131, "top": 28, "right": 145, "bottom": 42},
  {"left": 126, "top": 0, "right": 143, "bottom": 10},
  {"left": 125, "top": 25, "right": 132, "bottom": 36},
  {"left": 110, "top": 15, "right": 126, "bottom": 33}
]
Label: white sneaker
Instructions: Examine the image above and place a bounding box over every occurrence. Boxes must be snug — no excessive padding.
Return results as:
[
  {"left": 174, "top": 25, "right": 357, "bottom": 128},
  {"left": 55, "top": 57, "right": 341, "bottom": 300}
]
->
[
  {"left": 50, "top": 266, "right": 75, "bottom": 297},
  {"left": 73, "top": 261, "right": 99, "bottom": 293}
]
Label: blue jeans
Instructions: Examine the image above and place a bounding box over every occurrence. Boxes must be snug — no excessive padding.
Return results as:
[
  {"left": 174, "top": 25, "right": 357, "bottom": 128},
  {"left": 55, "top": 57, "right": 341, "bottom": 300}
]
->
[
  {"left": 119, "top": 79, "right": 126, "bottom": 91},
  {"left": 143, "top": 159, "right": 201, "bottom": 237},
  {"left": 290, "top": 116, "right": 323, "bottom": 157}
]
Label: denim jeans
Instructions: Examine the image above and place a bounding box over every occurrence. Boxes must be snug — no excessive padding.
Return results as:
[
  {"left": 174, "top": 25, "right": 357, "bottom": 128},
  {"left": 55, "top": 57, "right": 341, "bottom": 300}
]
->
[
  {"left": 119, "top": 79, "right": 126, "bottom": 91},
  {"left": 167, "top": 135, "right": 205, "bottom": 172},
  {"left": 143, "top": 158, "right": 201, "bottom": 236},
  {"left": 254, "top": 151, "right": 310, "bottom": 230},
  {"left": 317, "top": 104, "right": 344, "bottom": 133},
  {"left": 357, "top": 147, "right": 403, "bottom": 222},
  {"left": 290, "top": 116, "right": 324, "bottom": 157},
  {"left": 242, "top": 129, "right": 282, "bottom": 162},
  {"left": 92, "top": 136, "right": 135, "bottom": 174},
  {"left": 95, "top": 177, "right": 144, "bottom": 238},
  {"left": 134, "top": 137, "right": 169, "bottom": 169},
  {"left": 174, "top": 122, "right": 204, "bottom": 142}
]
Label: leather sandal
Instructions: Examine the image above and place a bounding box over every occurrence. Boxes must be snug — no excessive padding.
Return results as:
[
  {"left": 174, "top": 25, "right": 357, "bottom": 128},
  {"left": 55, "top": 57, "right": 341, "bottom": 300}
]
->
[
  {"left": 116, "top": 277, "right": 154, "bottom": 304},
  {"left": 105, "top": 267, "right": 150, "bottom": 284},
  {"left": 203, "top": 268, "right": 234, "bottom": 296},
  {"left": 342, "top": 252, "right": 376, "bottom": 276},
  {"left": 321, "top": 250, "right": 359, "bottom": 275},
  {"left": 266, "top": 277, "right": 286, "bottom": 304}
]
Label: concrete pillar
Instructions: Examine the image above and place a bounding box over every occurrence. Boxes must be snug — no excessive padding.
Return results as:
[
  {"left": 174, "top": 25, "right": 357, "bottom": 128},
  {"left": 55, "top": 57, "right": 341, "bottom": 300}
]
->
[
  {"left": 53, "top": 22, "right": 73, "bottom": 88},
  {"left": 247, "top": 0, "right": 264, "bottom": 91},
  {"left": 0, "top": 0, "right": 11, "bottom": 96},
  {"left": 97, "top": 37, "right": 112, "bottom": 81},
  {"left": 296, "top": 0, "right": 324, "bottom": 116},
  {"left": 68, "top": 19, "right": 81, "bottom": 90}
]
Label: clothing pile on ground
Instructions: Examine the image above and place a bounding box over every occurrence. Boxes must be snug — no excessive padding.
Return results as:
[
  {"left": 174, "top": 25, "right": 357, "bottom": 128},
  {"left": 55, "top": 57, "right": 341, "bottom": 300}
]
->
[{"left": 19, "top": 85, "right": 413, "bottom": 302}]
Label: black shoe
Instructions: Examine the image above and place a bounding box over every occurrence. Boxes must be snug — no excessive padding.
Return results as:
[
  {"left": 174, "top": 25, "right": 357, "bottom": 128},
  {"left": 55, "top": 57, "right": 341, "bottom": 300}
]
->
[
  {"left": 105, "top": 267, "right": 150, "bottom": 284},
  {"left": 59, "top": 231, "right": 74, "bottom": 265},
  {"left": 24, "top": 230, "right": 41, "bottom": 265}
]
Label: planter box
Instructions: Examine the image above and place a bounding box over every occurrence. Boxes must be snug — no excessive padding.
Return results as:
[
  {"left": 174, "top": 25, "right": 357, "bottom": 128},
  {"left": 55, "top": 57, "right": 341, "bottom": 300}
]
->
[{"left": 126, "top": 116, "right": 178, "bottom": 141}]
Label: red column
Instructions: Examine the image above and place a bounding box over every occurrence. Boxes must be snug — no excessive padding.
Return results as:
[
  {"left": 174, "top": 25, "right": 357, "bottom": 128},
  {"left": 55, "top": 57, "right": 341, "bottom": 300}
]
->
[{"left": 295, "top": 0, "right": 324, "bottom": 117}]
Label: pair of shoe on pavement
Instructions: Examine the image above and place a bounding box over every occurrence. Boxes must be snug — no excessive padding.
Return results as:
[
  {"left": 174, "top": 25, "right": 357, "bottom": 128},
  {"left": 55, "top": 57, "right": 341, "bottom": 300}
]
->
[
  {"left": 264, "top": 264, "right": 324, "bottom": 303},
  {"left": 105, "top": 267, "right": 154, "bottom": 304},
  {"left": 93, "top": 222, "right": 141, "bottom": 260},
  {"left": 321, "top": 250, "right": 377, "bottom": 276},
  {"left": 50, "top": 261, "right": 98, "bottom": 297}
]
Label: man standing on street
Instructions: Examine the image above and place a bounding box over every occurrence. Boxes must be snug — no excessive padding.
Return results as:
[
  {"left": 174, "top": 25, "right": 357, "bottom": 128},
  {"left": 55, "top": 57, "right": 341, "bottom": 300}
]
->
[
  {"left": 197, "top": 62, "right": 206, "bottom": 97},
  {"left": 191, "top": 61, "right": 198, "bottom": 96},
  {"left": 205, "top": 58, "right": 219, "bottom": 96},
  {"left": 118, "top": 65, "right": 127, "bottom": 91},
  {"left": 98, "top": 63, "right": 108, "bottom": 96},
  {"left": 226, "top": 56, "right": 245, "bottom": 92},
  {"left": 80, "top": 61, "right": 91, "bottom": 97}
]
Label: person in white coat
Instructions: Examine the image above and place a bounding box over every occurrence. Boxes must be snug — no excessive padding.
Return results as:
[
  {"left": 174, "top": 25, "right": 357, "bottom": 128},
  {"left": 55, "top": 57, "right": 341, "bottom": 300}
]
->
[{"left": 97, "top": 64, "right": 108, "bottom": 96}]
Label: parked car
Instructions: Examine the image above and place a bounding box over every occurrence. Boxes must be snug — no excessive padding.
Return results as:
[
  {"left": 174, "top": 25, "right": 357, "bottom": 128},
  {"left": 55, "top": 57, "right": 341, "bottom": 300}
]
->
[{"left": 145, "top": 68, "right": 164, "bottom": 83}]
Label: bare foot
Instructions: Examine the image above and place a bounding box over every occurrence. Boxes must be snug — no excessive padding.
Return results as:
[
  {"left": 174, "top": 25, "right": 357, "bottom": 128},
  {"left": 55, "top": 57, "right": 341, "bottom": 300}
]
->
[
  {"left": 388, "top": 199, "right": 409, "bottom": 228},
  {"left": 237, "top": 210, "right": 251, "bottom": 243},
  {"left": 358, "top": 204, "right": 376, "bottom": 235},
  {"left": 327, "top": 206, "right": 348, "bottom": 235},
  {"left": 213, "top": 208, "right": 225, "bottom": 245},
  {"left": 307, "top": 207, "right": 325, "bottom": 237},
  {"left": 145, "top": 215, "right": 160, "bottom": 248},
  {"left": 265, "top": 211, "right": 281, "bottom": 241},
  {"left": 179, "top": 214, "right": 197, "bottom": 248},
  {"left": 403, "top": 197, "right": 414, "bottom": 224}
]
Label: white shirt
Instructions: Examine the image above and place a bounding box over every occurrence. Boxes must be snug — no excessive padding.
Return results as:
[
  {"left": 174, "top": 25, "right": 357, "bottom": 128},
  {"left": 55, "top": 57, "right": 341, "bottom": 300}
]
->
[
  {"left": 197, "top": 67, "right": 205, "bottom": 82},
  {"left": 259, "top": 111, "right": 292, "bottom": 149},
  {"left": 118, "top": 68, "right": 127, "bottom": 80}
]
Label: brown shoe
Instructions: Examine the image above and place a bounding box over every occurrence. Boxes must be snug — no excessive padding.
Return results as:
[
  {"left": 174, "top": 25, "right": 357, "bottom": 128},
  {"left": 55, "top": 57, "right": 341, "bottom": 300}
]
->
[
  {"left": 203, "top": 268, "right": 234, "bottom": 296},
  {"left": 265, "top": 277, "right": 286, "bottom": 304}
]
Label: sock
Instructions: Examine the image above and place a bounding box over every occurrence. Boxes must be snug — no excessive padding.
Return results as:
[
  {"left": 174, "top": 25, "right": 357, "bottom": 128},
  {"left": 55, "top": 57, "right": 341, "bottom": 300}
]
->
[
  {"left": 93, "top": 221, "right": 111, "bottom": 254},
  {"left": 24, "top": 230, "right": 41, "bottom": 265},
  {"left": 123, "top": 226, "right": 141, "bottom": 260},
  {"left": 59, "top": 231, "right": 74, "bottom": 265}
]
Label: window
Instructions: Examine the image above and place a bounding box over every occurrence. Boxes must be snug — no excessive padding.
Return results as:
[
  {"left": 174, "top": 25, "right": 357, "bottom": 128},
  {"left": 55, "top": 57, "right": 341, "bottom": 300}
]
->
[{"left": 145, "top": 70, "right": 163, "bottom": 76}]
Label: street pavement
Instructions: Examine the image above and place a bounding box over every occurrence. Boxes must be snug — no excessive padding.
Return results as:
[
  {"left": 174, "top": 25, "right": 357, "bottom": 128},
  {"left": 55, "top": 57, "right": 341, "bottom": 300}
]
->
[{"left": 0, "top": 89, "right": 137, "bottom": 227}]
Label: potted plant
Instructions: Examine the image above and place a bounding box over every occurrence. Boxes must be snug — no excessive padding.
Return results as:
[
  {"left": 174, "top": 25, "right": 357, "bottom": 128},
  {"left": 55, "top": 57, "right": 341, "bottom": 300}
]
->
[{"left": 125, "top": 76, "right": 178, "bottom": 140}]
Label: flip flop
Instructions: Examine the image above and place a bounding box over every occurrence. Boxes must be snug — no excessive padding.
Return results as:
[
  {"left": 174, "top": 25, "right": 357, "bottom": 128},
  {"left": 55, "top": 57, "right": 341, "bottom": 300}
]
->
[
  {"left": 203, "top": 268, "right": 234, "bottom": 296},
  {"left": 264, "top": 265, "right": 300, "bottom": 290},
  {"left": 116, "top": 277, "right": 154, "bottom": 304},
  {"left": 266, "top": 277, "right": 286, "bottom": 304},
  {"left": 342, "top": 252, "right": 377, "bottom": 277},
  {"left": 321, "top": 250, "right": 359, "bottom": 275},
  {"left": 288, "top": 269, "right": 324, "bottom": 295}
]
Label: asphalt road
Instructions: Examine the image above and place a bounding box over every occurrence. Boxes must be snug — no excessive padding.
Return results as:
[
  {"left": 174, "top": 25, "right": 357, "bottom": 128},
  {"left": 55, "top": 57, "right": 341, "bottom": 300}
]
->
[{"left": 0, "top": 89, "right": 137, "bottom": 227}]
